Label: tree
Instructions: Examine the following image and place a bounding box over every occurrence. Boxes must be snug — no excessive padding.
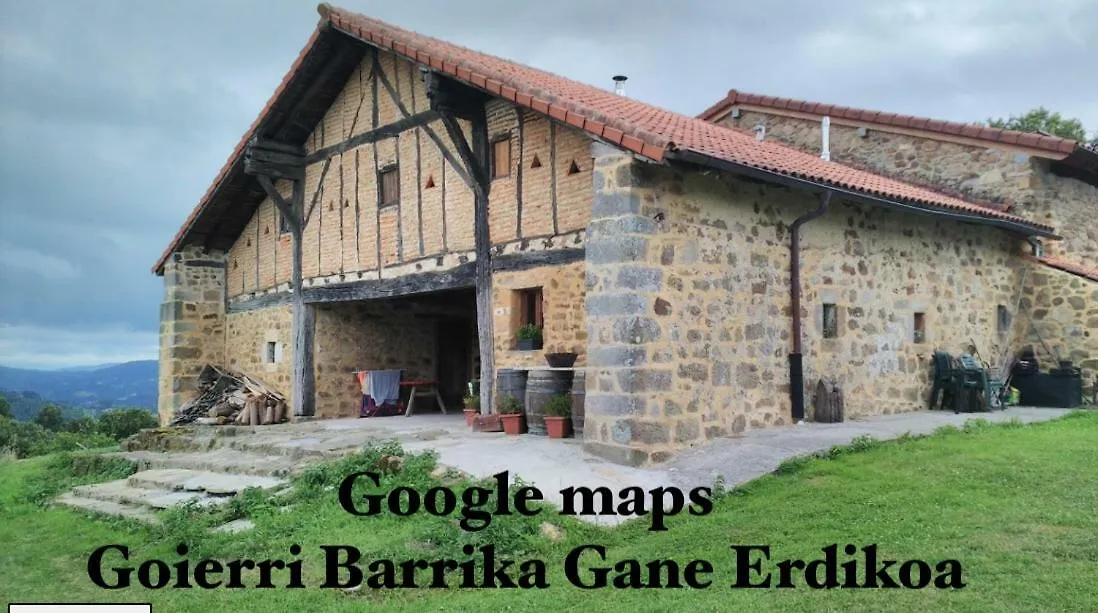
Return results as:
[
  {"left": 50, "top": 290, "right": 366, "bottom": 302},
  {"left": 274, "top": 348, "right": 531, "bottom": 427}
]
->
[
  {"left": 33, "top": 404, "right": 66, "bottom": 431},
  {"left": 0, "top": 394, "right": 11, "bottom": 419},
  {"left": 987, "top": 107, "right": 1097, "bottom": 148},
  {"left": 96, "top": 408, "right": 158, "bottom": 441}
]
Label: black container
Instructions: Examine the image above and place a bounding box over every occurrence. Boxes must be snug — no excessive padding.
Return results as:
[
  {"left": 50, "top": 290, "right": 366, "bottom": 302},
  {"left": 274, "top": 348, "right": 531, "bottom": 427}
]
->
[
  {"left": 496, "top": 369, "right": 528, "bottom": 409},
  {"left": 571, "top": 370, "right": 586, "bottom": 437},
  {"left": 1014, "top": 372, "right": 1083, "bottom": 408},
  {"left": 525, "top": 369, "right": 573, "bottom": 436}
]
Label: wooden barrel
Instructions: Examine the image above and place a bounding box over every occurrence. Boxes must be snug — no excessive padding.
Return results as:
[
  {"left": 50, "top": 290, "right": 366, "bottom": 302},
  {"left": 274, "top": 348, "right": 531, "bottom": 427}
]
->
[
  {"left": 571, "top": 370, "right": 586, "bottom": 436},
  {"left": 525, "top": 370, "right": 573, "bottom": 436},
  {"left": 496, "top": 369, "right": 527, "bottom": 409}
]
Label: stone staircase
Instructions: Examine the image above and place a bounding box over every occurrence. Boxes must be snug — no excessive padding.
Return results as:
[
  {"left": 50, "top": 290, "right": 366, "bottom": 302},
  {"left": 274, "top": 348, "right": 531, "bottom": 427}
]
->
[
  {"left": 55, "top": 468, "right": 288, "bottom": 525},
  {"left": 53, "top": 416, "right": 464, "bottom": 526},
  {"left": 52, "top": 423, "right": 351, "bottom": 525}
]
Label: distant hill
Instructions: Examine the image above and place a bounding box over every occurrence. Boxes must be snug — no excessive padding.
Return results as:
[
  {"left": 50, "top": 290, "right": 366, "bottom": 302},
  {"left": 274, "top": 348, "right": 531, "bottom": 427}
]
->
[{"left": 0, "top": 360, "right": 158, "bottom": 419}]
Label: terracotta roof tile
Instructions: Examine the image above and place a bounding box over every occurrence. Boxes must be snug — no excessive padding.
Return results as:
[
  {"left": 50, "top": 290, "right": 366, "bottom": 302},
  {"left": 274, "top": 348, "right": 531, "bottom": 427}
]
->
[
  {"left": 153, "top": 5, "right": 1057, "bottom": 273},
  {"left": 323, "top": 6, "right": 1052, "bottom": 231},
  {"left": 1033, "top": 256, "right": 1098, "bottom": 282},
  {"left": 701, "top": 89, "right": 1080, "bottom": 156}
]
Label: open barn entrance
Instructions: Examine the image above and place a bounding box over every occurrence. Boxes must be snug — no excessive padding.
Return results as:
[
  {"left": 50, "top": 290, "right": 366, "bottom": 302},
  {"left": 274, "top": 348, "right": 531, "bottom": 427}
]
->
[{"left": 312, "top": 288, "right": 478, "bottom": 418}]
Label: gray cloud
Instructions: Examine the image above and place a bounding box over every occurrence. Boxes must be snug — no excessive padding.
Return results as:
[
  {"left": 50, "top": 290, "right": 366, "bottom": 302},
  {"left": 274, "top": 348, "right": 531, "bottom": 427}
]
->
[{"left": 0, "top": 0, "right": 1093, "bottom": 368}]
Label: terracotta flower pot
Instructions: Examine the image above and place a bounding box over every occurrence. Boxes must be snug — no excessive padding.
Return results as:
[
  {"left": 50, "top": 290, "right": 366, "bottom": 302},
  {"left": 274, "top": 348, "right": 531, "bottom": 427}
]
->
[
  {"left": 544, "top": 416, "right": 572, "bottom": 439},
  {"left": 463, "top": 408, "right": 478, "bottom": 426},
  {"left": 500, "top": 413, "right": 526, "bottom": 435}
]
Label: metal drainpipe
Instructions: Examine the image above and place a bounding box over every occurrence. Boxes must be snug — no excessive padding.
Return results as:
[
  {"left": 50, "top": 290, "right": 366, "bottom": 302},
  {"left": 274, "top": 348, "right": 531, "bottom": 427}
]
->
[{"left": 789, "top": 191, "right": 832, "bottom": 423}]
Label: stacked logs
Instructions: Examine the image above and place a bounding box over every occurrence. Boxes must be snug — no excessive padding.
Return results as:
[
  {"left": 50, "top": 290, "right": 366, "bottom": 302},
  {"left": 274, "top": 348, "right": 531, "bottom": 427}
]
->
[{"left": 170, "top": 364, "right": 289, "bottom": 426}]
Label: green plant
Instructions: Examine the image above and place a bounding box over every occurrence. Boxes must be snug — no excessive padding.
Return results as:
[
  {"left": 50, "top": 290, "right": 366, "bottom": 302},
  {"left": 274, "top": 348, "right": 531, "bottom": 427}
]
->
[
  {"left": 544, "top": 393, "right": 571, "bottom": 417},
  {"left": 497, "top": 395, "right": 523, "bottom": 414},
  {"left": 96, "top": 408, "right": 158, "bottom": 440},
  {"left": 463, "top": 394, "right": 480, "bottom": 410},
  {"left": 516, "top": 324, "right": 542, "bottom": 342}
]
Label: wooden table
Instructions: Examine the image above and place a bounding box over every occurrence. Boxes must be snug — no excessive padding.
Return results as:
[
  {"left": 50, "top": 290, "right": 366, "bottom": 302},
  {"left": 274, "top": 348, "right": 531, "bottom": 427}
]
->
[{"left": 400, "top": 380, "right": 447, "bottom": 417}]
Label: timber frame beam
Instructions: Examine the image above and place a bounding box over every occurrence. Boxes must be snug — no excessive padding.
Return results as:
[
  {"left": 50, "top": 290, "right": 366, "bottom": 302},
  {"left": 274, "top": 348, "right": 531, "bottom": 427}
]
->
[{"left": 243, "top": 138, "right": 316, "bottom": 418}]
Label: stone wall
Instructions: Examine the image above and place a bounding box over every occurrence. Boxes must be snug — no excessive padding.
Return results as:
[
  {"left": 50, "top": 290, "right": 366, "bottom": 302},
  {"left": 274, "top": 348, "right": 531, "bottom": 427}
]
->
[
  {"left": 1029, "top": 163, "right": 1098, "bottom": 263},
  {"left": 492, "top": 261, "right": 588, "bottom": 370},
  {"left": 224, "top": 305, "right": 293, "bottom": 399},
  {"left": 713, "top": 110, "right": 1096, "bottom": 264},
  {"left": 312, "top": 301, "right": 440, "bottom": 419},
  {"left": 583, "top": 145, "right": 1027, "bottom": 465},
  {"left": 157, "top": 246, "right": 227, "bottom": 425},
  {"left": 1015, "top": 263, "right": 1098, "bottom": 397}
]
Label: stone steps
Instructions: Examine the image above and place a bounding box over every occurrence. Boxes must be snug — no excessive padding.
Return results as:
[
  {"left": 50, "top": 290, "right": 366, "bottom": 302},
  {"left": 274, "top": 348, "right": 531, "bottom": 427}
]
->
[
  {"left": 54, "top": 493, "right": 159, "bottom": 524},
  {"left": 111, "top": 449, "right": 300, "bottom": 477},
  {"left": 127, "top": 468, "right": 288, "bottom": 495},
  {"left": 70, "top": 480, "right": 232, "bottom": 510}
]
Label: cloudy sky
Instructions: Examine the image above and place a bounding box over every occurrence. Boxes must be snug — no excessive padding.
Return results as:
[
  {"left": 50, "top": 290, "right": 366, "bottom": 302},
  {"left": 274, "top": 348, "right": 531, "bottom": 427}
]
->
[{"left": 0, "top": 0, "right": 1095, "bottom": 369}]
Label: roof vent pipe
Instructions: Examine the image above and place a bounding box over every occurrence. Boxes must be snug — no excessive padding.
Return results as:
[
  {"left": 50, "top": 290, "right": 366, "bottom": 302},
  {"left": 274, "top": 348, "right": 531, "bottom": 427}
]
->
[
  {"left": 754, "top": 122, "right": 766, "bottom": 141},
  {"left": 821, "top": 116, "right": 831, "bottom": 161},
  {"left": 612, "top": 75, "right": 627, "bottom": 96}
]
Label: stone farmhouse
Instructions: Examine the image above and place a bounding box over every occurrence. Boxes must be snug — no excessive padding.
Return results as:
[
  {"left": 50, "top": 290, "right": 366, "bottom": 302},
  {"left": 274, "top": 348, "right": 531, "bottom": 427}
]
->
[
  {"left": 699, "top": 91, "right": 1097, "bottom": 397},
  {"left": 153, "top": 3, "right": 1083, "bottom": 467}
]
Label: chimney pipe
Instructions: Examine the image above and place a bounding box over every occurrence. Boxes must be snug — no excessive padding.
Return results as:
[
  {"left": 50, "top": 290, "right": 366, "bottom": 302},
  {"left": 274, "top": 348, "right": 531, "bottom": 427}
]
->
[
  {"left": 613, "top": 75, "right": 627, "bottom": 96},
  {"left": 821, "top": 116, "right": 831, "bottom": 161}
]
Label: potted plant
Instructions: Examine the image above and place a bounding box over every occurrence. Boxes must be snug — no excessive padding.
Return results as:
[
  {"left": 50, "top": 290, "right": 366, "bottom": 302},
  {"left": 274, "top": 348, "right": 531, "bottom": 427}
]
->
[
  {"left": 515, "top": 324, "right": 543, "bottom": 351},
  {"left": 543, "top": 393, "right": 573, "bottom": 439},
  {"left": 497, "top": 395, "right": 526, "bottom": 435},
  {"left": 462, "top": 394, "right": 480, "bottom": 426}
]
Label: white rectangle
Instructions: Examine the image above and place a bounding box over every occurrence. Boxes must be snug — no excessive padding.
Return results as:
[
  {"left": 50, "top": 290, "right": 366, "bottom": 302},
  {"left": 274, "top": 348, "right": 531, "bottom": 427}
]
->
[{"left": 10, "top": 606, "right": 151, "bottom": 613}]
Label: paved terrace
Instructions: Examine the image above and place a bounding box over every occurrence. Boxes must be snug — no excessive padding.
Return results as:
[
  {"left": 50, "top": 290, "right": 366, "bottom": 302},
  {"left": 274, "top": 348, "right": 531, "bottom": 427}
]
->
[{"left": 56, "top": 406, "right": 1075, "bottom": 527}]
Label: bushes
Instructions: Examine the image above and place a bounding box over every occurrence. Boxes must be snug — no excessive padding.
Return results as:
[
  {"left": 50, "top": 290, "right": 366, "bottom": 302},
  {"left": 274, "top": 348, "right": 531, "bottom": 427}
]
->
[
  {"left": 96, "top": 408, "right": 158, "bottom": 440},
  {"left": 0, "top": 407, "right": 158, "bottom": 459}
]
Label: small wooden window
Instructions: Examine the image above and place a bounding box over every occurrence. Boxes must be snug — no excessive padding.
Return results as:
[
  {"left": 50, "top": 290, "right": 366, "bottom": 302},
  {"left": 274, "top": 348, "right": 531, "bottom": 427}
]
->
[
  {"left": 518, "top": 287, "right": 543, "bottom": 328},
  {"left": 265, "top": 342, "right": 277, "bottom": 363},
  {"left": 822, "top": 303, "right": 838, "bottom": 339},
  {"left": 492, "top": 138, "right": 511, "bottom": 178},
  {"left": 913, "top": 312, "right": 927, "bottom": 344},
  {"left": 379, "top": 166, "right": 400, "bottom": 206}
]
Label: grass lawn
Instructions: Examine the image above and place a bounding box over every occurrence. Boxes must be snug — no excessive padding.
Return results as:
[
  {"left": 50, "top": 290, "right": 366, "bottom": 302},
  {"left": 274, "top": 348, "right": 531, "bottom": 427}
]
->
[{"left": 2, "top": 412, "right": 1096, "bottom": 612}]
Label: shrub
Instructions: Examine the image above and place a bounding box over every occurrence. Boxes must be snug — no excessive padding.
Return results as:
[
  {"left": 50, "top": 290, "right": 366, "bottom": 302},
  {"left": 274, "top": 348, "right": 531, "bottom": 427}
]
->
[
  {"left": 463, "top": 394, "right": 480, "bottom": 410},
  {"left": 544, "top": 393, "right": 571, "bottom": 417},
  {"left": 497, "top": 395, "right": 523, "bottom": 414},
  {"left": 516, "top": 324, "right": 542, "bottom": 342},
  {"left": 97, "top": 408, "right": 158, "bottom": 441},
  {"left": 65, "top": 416, "right": 98, "bottom": 434}
]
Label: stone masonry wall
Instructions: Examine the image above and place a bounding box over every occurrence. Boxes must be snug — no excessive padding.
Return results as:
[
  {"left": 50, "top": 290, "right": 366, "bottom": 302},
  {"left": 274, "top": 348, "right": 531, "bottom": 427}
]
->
[
  {"left": 583, "top": 145, "right": 1027, "bottom": 466},
  {"left": 224, "top": 305, "right": 293, "bottom": 399},
  {"left": 311, "top": 302, "right": 439, "bottom": 419},
  {"left": 1029, "top": 163, "right": 1098, "bottom": 264},
  {"left": 1016, "top": 263, "right": 1098, "bottom": 397},
  {"left": 157, "top": 246, "right": 227, "bottom": 425},
  {"left": 492, "top": 261, "right": 588, "bottom": 370},
  {"left": 715, "top": 110, "right": 1096, "bottom": 263}
]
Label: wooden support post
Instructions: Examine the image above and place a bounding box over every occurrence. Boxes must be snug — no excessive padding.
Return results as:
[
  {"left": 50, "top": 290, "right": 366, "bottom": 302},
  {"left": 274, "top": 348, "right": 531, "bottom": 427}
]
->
[
  {"left": 251, "top": 150, "right": 315, "bottom": 418},
  {"left": 429, "top": 71, "right": 494, "bottom": 414},
  {"left": 290, "top": 176, "right": 316, "bottom": 418},
  {"left": 469, "top": 112, "right": 494, "bottom": 416}
]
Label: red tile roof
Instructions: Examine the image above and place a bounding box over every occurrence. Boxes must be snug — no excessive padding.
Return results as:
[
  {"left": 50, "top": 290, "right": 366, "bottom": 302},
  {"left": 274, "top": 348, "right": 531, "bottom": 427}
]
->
[
  {"left": 152, "top": 4, "right": 1056, "bottom": 273},
  {"left": 1033, "top": 255, "right": 1098, "bottom": 283},
  {"left": 698, "top": 89, "right": 1080, "bottom": 157}
]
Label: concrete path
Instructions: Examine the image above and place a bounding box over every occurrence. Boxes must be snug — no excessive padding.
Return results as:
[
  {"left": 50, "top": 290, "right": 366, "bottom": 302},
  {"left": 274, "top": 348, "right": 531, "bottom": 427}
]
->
[{"left": 53, "top": 406, "right": 1077, "bottom": 527}]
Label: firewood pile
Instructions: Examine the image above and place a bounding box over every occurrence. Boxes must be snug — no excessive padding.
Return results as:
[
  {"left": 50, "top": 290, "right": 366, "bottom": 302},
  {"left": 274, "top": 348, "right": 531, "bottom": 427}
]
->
[{"left": 170, "top": 364, "right": 289, "bottom": 426}]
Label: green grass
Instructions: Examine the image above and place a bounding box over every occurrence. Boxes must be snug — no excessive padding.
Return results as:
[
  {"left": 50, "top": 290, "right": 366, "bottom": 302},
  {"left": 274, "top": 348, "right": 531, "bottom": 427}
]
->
[{"left": 2, "top": 413, "right": 1097, "bottom": 612}]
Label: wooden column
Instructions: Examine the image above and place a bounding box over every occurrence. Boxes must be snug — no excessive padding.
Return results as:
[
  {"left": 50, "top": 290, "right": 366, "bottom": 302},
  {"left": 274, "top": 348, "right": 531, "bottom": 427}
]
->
[
  {"left": 425, "top": 71, "right": 495, "bottom": 414},
  {"left": 246, "top": 138, "right": 315, "bottom": 417}
]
